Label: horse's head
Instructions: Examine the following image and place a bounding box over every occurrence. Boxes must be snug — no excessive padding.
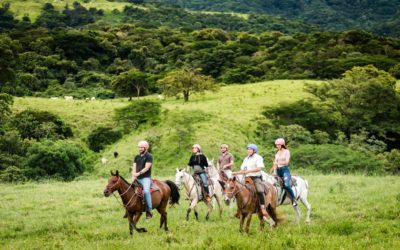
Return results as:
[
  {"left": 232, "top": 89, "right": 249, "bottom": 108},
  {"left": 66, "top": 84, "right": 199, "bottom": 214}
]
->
[
  {"left": 224, "top": 176, "right": 238, "bottom": 205},
  {"left": 175, "top": 168, "right": 185, "bottom": 189},
  {"left": 103, "top": 170, "right": 121, "bottom": 197}
]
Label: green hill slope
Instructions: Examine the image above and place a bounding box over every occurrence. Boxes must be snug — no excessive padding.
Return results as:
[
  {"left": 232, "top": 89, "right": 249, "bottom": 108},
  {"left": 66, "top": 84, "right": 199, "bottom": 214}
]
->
[
  {"left": 151, "top": 0, "right": 400, "bottom": 37},
  {"left": 14, "top": 79, "right": 316, "bottom": 177}
]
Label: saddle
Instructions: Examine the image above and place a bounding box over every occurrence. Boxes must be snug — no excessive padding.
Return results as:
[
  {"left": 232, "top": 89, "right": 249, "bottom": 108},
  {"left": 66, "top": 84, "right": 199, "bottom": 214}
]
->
[
  {"left": 193, "top": 174, "right": 212, "bottom": 201},
  {"left": 274, "top": 176, "right": 297, "bottom": 205},
  {"left": 134, "top": 179, "right": 160, "bottom": 197},
  {"left": 276, "top": 176, "right": 297, "bottom": 188}
]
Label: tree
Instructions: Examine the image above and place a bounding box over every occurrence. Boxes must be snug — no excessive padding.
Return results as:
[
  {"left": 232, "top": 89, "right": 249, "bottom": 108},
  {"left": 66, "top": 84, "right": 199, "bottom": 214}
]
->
[
  {"left": 0, "top": 93, "right": 13, "bottom": 126},
  {"left": 112, "top": 70, "right": 151, "bottom": 100},
  {"left": 306, "top": 65, "right": 400, "bottom": 148},
  {"left": 157, "top": 68, "right": 218, "bottom": 102},
  {"left": 0, "top": 35, "right": 19, "bottom": 89}
]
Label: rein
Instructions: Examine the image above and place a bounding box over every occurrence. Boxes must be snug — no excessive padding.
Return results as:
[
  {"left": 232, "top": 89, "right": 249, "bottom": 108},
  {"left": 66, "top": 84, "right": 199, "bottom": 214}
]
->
[
  {"left": 110, "top": 176, "right": 139, "bottom": 209},
  {"left": 226, "top": 180, "right": 254, "bottom": 211}
]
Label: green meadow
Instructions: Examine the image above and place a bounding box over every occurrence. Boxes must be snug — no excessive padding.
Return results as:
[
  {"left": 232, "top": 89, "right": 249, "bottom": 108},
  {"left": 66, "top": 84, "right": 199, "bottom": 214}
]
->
[
  {"left": 1, "top": 175, "right": 399, "bottom": 249},
  {"left": 1, "top": 0, "right": 130, "bottom": 21}
]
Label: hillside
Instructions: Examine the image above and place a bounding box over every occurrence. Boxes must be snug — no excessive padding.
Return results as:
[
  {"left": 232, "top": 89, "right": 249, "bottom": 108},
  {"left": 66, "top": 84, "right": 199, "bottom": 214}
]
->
[
  {"left": 151, "top": 0, "right": 400, "bottom": 37},
  {"left": 13, "top": 80, "right": 314, "bottom": 177}
]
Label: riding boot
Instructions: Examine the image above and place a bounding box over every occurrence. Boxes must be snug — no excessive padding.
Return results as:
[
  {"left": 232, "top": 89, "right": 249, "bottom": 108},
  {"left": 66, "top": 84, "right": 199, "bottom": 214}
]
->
[
  {"left": 146, "top": 209, "right": 153, "bottom": 219},
  {"left": 204, "top": 186, "right": 211, "bottom": 202}
]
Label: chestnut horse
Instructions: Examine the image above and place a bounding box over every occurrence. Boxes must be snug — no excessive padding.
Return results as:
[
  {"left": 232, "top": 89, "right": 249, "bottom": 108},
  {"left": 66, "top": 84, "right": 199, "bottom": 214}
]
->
[
  {"left": 103, "top": 170, "right": 180, "bottom": 236},
  {"left": 224, "top": 177, "right": 280, "bottom": 233}
]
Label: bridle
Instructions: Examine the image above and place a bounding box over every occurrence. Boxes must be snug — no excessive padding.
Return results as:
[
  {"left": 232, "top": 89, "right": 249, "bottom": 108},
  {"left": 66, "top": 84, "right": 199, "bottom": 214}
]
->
[{"left": 107, "top": 176, "right": 138, "bottom": 209}]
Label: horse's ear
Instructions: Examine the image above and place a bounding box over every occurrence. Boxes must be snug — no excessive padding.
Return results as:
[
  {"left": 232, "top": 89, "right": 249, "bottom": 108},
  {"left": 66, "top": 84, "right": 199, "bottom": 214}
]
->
[
  {"left": 110, "top": 170, "right": 114, "bottom": 176},
  {"left": 232, "top": 176, "right": 236, "bottom": 182},
  {"left": 176, "top": 168, "right": 179, "bottom": 173},
  {"left": 116, "top": 170, "right": 119, "bottom": 176}
]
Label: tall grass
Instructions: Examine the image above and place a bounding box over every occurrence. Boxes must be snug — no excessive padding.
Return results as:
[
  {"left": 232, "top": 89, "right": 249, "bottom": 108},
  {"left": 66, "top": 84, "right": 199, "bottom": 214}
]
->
[{"left": 0, "top": 175, "right": 399, "bottom": 249}]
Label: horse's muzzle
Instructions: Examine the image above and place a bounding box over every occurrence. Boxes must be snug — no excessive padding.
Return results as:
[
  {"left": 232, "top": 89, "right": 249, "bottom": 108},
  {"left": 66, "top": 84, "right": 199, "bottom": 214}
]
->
[
  {"left": 103, "top": 189, "right": 111, "bottom": 197},
  {"left": 224, "top": 195, "right": 230, "bottom": 206}
]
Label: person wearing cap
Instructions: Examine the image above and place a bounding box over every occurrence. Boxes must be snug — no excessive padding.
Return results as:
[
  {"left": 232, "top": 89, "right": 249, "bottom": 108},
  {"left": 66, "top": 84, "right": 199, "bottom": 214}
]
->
[
  {"left": 217, "top": 143, "right": 234, "bottom": 180},
  {"left": 187, "top": 144, "right": 211, "bottom": 202},
  {"left": 273, "top": 138, "right": 297, "bottom": 206},
  {"left": 233, "top": 144, "right": 269, "bottom": 219},
  {"left": 132, "top": 140, "right": 154, "bottom": 219}
]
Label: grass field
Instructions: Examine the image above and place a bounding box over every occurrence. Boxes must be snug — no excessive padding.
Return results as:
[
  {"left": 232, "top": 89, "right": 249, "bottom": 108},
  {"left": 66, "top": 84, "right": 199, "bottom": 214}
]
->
[
  {"left": 1, "top": 174, "right": 399, "bottom": 249},
  {"left": 1, "top": 0, "right": 130, "bottom": 21}
]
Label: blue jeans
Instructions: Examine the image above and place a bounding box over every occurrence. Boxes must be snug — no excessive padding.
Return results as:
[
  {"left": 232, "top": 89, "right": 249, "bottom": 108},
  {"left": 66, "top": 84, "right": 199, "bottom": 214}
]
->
[
  {"left": 277, "top": 166, "right": 296, "bottom": 202},
  {"left": 138, "top": 177, "right": 152, "bottom": 211},
  {"left": 198, "top": 172, "right": 209, "bottom": 195}
]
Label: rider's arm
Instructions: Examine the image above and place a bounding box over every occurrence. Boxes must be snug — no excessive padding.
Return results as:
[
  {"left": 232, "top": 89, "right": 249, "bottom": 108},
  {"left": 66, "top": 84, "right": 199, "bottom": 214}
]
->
[
  {"left": 131, "top": 162, "right": 138, "bottom": 181},
  {"left": 241, "top": 167, "right": 262, "bottom": 175},
  {"left": 139, "top": 162, "right": 152, "bottom": 176}
]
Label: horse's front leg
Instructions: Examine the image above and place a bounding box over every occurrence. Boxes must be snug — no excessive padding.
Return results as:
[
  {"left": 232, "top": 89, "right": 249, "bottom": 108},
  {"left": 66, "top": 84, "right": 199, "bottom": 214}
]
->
[
  {"left": 245, "top": 213, "right": 252, "bottom": 234},
  {"left": 205, "top": 199, "right": 213, "bottom": 221},
  {"left": 187, "top": 198, "right": 198, "bottom": 221},
  {"left": 133, "top": 212, "right": 147, "bottom": 233},
  {"left": 239, "top": 213, "right": 245, "bottom": 233},
  {"left": 127, "top": 212, "right": 135, "bottom": 237},
  {"left": 258, "top": 212, "right": 265, "bottom": 231}
]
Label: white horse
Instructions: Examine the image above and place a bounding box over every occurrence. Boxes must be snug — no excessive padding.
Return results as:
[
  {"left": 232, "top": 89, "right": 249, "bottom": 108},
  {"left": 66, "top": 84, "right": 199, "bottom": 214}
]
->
[{"left": 175, "top": 168, "right": 224, "bottom": 221}]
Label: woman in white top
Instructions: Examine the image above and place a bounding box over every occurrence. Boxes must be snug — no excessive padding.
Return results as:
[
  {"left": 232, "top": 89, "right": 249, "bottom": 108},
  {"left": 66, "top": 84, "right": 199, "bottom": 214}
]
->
[{"left": 273, "top": 138, "right": 297, "bottom": 206}]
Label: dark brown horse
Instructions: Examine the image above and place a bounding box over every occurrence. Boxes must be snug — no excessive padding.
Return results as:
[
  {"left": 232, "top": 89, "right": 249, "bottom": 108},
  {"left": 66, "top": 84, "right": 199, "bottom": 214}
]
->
[
  {"left": 103, "top": 170, "right": 180, "bottom": 236},
  {"left": 224, "top": 176, "right": 280, "bottom": 233}
]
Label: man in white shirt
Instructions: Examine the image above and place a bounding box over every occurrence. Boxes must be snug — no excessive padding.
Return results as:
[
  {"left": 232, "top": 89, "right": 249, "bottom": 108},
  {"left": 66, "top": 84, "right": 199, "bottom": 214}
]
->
[{"left": 233, "top": 143, "right": 269, "bottom": 219}]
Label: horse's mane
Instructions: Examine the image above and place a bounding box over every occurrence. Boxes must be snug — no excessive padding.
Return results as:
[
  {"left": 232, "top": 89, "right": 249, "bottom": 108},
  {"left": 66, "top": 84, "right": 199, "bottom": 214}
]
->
[{"left": 119, "top": 175, "right": 131, "bottom": 185}]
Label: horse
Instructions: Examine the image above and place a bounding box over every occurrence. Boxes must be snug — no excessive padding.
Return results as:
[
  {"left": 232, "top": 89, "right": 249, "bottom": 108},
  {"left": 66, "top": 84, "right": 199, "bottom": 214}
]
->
[
  {"left": 175, "top": 168, "right": 224, "bottom": 221},
  {"left": 103, "top": 170, "right": 180, "bottom": 236},
  {"left": 218, "top": 167, "right": 311, "bottom": 224},
  {"left": 224, "top": 176, "right": 280, "bottom": 233},
  {"left": 262, "top": 174, "right": 311, "bottom": 224}
]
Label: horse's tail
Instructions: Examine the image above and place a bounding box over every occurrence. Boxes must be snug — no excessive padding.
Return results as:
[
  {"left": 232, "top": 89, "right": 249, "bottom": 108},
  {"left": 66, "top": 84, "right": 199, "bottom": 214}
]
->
[{"left": 165, "top": 180, "right": 180, "bottom": 205}]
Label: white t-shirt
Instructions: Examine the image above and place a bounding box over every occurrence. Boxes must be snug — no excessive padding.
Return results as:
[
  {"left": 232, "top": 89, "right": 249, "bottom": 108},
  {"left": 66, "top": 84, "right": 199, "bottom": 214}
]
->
[{"left": 240, "top": 153, "right": 264, "bottom": 177}]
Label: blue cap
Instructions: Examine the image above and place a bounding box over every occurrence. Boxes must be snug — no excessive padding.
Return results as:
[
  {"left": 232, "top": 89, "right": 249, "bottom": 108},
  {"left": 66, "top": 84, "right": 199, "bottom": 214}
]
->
[{"left": 246, "top": 144, "right": 258, "bottom": 153}]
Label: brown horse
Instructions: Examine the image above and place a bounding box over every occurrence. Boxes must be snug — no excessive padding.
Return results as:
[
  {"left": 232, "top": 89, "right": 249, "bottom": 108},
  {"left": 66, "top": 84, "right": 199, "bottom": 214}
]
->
[
  {"left": 103, "top": 170, "right": 180, "bottom": 236},
  {"left": 224, "top": 176, "right": 280, "bottom": 233}
]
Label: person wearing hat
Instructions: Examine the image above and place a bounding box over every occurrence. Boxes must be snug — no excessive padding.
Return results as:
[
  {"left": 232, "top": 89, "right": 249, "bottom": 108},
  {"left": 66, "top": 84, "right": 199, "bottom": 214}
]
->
[
  {"left": 233, "top": 143, "right": 269, "bottom": 219},
  {"left": 132, "top": 140, "right": 154, "bottom": 219},
  {"left": 187, "top": 144, "right": 211, "bottom": 202},
  {"left": 273, "top": 138, "right": 297, "bottom": 206},
  {"left": 217, "top": 143, "right": 234, "bottom": 180}
]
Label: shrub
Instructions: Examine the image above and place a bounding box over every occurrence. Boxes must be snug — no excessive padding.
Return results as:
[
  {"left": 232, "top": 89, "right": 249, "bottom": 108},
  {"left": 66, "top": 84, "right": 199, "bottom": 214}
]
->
[
  {"left": 114, "top": 100, "right": 161, "bottom": 133},
  {"left": 383, "top": 149, "right": 400, "bottom": 175},
  {"left": 25, "top": 140, "right": 85, "bottom": 181},
  {"left": 87, "top": 127, "right": 122, "bottom": 152},
  {"left": 0, "top": 166, "right": 27, "bottom": 183},
  {"left": 12, "top": 110, "right": 73, "bottom": 140},
  {"left": 291, "top": 144, "right": 386, "bottom": 175}
]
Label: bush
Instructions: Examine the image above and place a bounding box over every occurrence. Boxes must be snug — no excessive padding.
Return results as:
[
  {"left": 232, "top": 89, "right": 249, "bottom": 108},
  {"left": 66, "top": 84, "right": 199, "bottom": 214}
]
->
[
  {"left": 12, "top": 110, "right": 73, "bottom": 140},
  {"left": 87, "top": 127, "right": 122, "bottom": 152},
  {"left": 0, "top": 166, "right": 27, "bottom": 183},
  {"left": 25, "top": 140, "right": 86, "bottom": 181},
  {"left": 383, "top": 149, "right": 400, "bottom": 175},
  {"left": 114, "top": 100, "right": 161, "bottom": 133},
  {"left": 291, "top": 144, "right": 386, "bottom": 175}
]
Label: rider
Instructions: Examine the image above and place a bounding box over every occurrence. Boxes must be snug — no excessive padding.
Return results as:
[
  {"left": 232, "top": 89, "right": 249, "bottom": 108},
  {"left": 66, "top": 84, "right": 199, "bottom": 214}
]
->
[
  {"left": 187, "top": 144, "right": 211, "bottom": 202},
  {"left": 132, "top": 140, "right": 153, "bottom": 219},
  {"left": 217, "top": 143, "right": 234, "bottom": 180},
  {"left": 233, "top": 144, "right": 269, "bottom": 219},
  {"left": 273, "top": 138, "right": 297, "bottom": 206}
]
